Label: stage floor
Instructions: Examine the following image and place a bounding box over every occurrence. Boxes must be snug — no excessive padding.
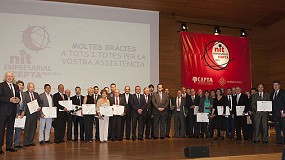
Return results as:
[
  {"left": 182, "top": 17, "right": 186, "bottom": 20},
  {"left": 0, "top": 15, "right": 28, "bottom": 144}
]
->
[{"left": 1, "top": 135, "right": 284, "bottom": 160}]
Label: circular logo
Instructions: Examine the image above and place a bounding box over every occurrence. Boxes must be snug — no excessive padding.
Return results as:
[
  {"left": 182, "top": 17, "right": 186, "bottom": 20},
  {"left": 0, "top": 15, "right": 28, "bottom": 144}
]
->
[
  {"left": 203, "top": 40, "right": 233, "bottom": 70},
  {"left": 22, "top": 26, "right": 50, "bottom": 52}
]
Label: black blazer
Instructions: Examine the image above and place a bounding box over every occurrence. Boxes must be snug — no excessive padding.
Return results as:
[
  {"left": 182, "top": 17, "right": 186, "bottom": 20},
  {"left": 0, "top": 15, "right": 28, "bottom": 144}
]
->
[
  {"left": 130, "top": 94, "right": 146, "bottom": 117},
  {"left": 232, "top": 93, "right": 249, "bottom": 115},
  {"left": 109, "top": 96, "right": 126, "bottom": 115},
  {"left": 0, "top": 82, "right": 20, "bottom": 116},
  {"left": 143, "top": 94, "right": 152, "bottom": 117},
  {"left": 71, "top": 95, "right": 84, "bottom": 106},
  {"left": 185, "top": 94, "right": 200, "bottom": 115},
  {"left": 171, "top": 97, "right": 187, "bottom": 114},
  {"left": 23, "top": 91, "right": 42, "bottom": 116},
  {"left": 120, "top": 93, "right": 131, "bottom": 116},
  {"left": 271, "top": 90, "right": 285, "bottom": 117},
  {"left": 53, "top": 92, "right": 68, "bottom": 111}
]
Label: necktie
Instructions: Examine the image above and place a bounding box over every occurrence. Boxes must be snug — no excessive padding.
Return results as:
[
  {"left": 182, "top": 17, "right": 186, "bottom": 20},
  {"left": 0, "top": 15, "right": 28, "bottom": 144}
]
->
[
  {"left": 177, "top": 97, "right": 180, "bottom": 110},
  {"left": 126, "top": 94, "right": 128, "bottom": 104},
  {"left": 31, "top": 93, "right": 35, "bottom": 101},
  {"left": 228, "top": 96, "right": 231, "bottom": 109},
  {"left": 95, "top": 95, "right": 97, "bottom": 101},
  {"left": 259, "top": 93, "right": 263, "bottom": 100},
  {"left": 145, "top": 95, "right": 148, "bottom": 103},
  {"left": 192, "top": 96, "right": 194, "bottom": 103},
  {"left": 159, "top": 93, "right": 162, "bottom": 103},
  {"left": 9, "top": 84, "right": 15, "bottom": 97},
  {"left": 61, "top": 94, "right": 64, "bottom": 100},
  {"left": 138, "top": 94, "right": 140, "bottom": 105},
  {"left": 116, "top": 97, "right": 118, "bottom": 105}
]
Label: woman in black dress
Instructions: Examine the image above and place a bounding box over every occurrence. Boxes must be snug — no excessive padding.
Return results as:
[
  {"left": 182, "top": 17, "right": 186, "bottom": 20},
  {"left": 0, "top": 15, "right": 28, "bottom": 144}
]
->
[{"left": 212, "top": 88, "right": 227, "bottom": 140}]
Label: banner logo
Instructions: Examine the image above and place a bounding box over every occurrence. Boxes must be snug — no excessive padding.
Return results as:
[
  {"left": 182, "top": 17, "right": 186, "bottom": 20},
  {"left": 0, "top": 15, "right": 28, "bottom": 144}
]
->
[
  {"left": 203, "top": 40, "right": 234, "bottom": 70},
  {"left": 22, "top": 26, "right": 51, "bottom": 52}
]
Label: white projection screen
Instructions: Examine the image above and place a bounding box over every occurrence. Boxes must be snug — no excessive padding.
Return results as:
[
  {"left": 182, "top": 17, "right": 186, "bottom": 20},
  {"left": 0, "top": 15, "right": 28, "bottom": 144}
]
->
[{"left": 0, "top": 0, "right": 159, "bottom": 94}]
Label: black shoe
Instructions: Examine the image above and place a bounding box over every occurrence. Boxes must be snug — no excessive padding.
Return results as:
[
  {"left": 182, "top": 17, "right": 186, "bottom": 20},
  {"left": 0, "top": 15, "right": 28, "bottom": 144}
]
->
[
  {"left": 30, "top": 143, "right": 36, "bottom": 146},
  {"left": 80, "top": 139, "right": 85, "bottom": 141},
  {"left": 166, "top": 136, "right": 171, "bottom": 138},
  {"left": 126, "top": 138, "right": 130, "bottom": 140},
  {"left": 275, "top": 142, "right": 282, "bottom": 145},
  {"left": 160, "top": 137, "right": 165, "bottom": 140},
  {"left": 132, "top": 138, "right": 136, "bottom": 141},
  {"left": 45, "top": 140, "right": 52, "bottom": 144},
  {"left": 117, "top": 139, "right": 123, "bottom": 141},
  {"left": 263, "top": 141, "right": 269, "bottom": 144},
  {"left": 153, "top": 137, "right": 158, "bottom": 140},
  {"left": 14, "top": 145, "right": 23, "bottom": 148},
  {"left": 6, "top": 148, "right": 17, "bottom": 152},
  {"left": 54, "top": 141, "right": 60, "bottom": 144},
  {"left": 73, "top": 139, "right": 78, "bottom": 142},
  {"left": 138, "top": 138, "right": 143, "bottom": 141},
  {"left": 0, "top": 150, "right": 4, "bottom": 154},
  {"left": 23, "top": 144, "right": 30, "bottom": 147},
  {"left": 40, "top": 141, "right": 45, "bottom": 145},
  {"left": 253, "top": 140, "right": 259, "bottom": 143}
]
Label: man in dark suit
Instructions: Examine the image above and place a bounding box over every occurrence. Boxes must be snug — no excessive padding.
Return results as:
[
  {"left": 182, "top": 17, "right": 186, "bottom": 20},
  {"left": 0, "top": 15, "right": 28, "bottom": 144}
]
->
[
  {"left": 165, "top": 88, "right": 173, "bottom": 138},
  {"left": 148, "top": 84, "right": 155, "bottom": 138},
  {"left": 14, "top": 80, "right": 26, "bottom": 148},
  {"left": 152, "top": 84, "right": 169, "bottom": 139},
  {"left": 0, "top": 72, "right": 20, "bottom": 154},
  {"left": 130, "top": 86, "right": 146, "bottom": 141},
  {"left": 93, "top": 86, "right": 101, "bottom": 140},
  {"left": 120, "top": 85, "right": 131, "bottom": 140},
  {"left": 271, "top": 81, "right": 285, "bottom": 144},
  {"left": 225, "top": 88, "right": 236, "bottom": 140},
  {"left": 53, "top": 84, "right": 68, "bottom": 143},
  {"left": 251, "top": 84, "right": 270, "bottom": 143},
  {"left": 65, "top": 89, "right": 73, "bottom": 141},
  {"left": 232, "top": 86, "right": 249, "bottom": 141},
  {"left": 185, "top": 88, "right": 200, "bottom": 138},
  {"left": 71, "top": 86, "right": 84, "bottom": 141},
  {"left": 143, "top": 87, "right": 152, "bottom": 139},
  {"left": 23, "top": 82, "right": 42, "bottom": 147},
  {"left": 109, "top": 89, "right": 126, "bottom": 141},
  {"left": 107, "top": 83, "right": 116, "bottom": 139},
  {"left": 172, "top": 90, "right": 187, "bottom": 138}
]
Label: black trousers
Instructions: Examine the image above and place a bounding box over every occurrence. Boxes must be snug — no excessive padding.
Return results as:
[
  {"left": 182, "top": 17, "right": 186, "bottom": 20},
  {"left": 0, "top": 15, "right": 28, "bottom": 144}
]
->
[
  {"left": 83, "top": 115, "right": 94, "bottom": 142},
  {"left": 235, "top": 116, "right": 246, "bottom": 140},
  {"left": 112, "top": 115, "right": 122, "bottom": 140},
  {"left": 186, "top": 113, "right": 196, "bottom": 137},
  {"left": 94, "top": 117, "right": 99, "bottom": 140},
  {"left": 121, "top": 114, "right": 132, "bottom": 139},
  {"left": 23, "top": 113, "right": 38, "bottom": 145},
  {"left": 0, "top": 114, "right": 16, "bottom": 149},
  {"left": 108, "top": 117, "right": 113, "bottom": 139},
  {"left": 54, "top": 112, "right": 67, "bottom": 142},
  {"left": 132, "top": 114, "right": 144, "bottom": 139},
  {"left": 273, "top": 116, "right": 285, "bottom": 144},
  {"left": 72, "top": 115, "right": 84, "bottom": 140},
  {"left": 166, "top": 110, "right": 173, "bottom": 137},
  {"left": 144, "top": 113, "right": 152, "bottom": 138},
  {"left": 153, "top": 114, "right": 167, "bottom": 138},
  {"left": 66, "top": 113, "right": 73, "bottom": 140}
]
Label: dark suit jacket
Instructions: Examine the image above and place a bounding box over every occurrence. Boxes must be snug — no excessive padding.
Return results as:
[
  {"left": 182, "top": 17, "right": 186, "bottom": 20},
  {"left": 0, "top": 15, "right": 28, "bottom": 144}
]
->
[
  {"left": 232, "top": 93, "right": 249, "bottom": 115},
  {"left": 0, "top": 82, "right": 20, "bottom": 116},
  {"left": 185, "top": 94, "right": 200, "bottom": 115},
  {"left": 171, "top": 97, "right": 187, "bottom": 115},
  {"left": 23, "top": 91, "right": 42, "bottom": 116},
  {"left": 143, "top": 94, "right": 152, "bottom": 117},
  {"left": 251, "top": 92, "right": 270, "bottom": 112},
  {"left": 130, "top": 94, "right": 146, "bottom": 117},
  {"left": 71, "top": 95, "right": 84, "bottom": 106},
  {"left": 152, "top": 92, "right": 169, "bottom": 115},
  {"left": 120, "top": 93, "right": 131, "bottom": 116},
  {"left": 109, "top": 96, "right": 126, "bottom": 115},
  {"left": 271, "top": 90, "right": 285, "bottom": 117},
  {"left": 53, "top": 92, "right": 68, "bottom": 111}
]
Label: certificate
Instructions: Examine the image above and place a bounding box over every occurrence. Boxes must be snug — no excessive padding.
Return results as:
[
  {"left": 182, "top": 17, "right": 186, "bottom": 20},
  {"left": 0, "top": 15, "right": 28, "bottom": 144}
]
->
[
  {"left": 82, "top": 104, "right": 96, "bottom": 115},
  {"left": 59, "top": 100, "right": 73, "bottom": 111},
  {"left": 225, "top": 106, "right": 230, "bottom": 116},
  {"left": 197, "top": 113, "right": 209, "bottom": 122},
  {"left": 194, "top": 106, "right": 199, "bottom": 115},
  {"left": 14, "top": 116, "right": 26, "bottom": 128},
  {"left": 42, "top": 107, "right": 57, "bottom": 118},
  {"left": 112, "top": 105, "right": 125, "bottom": 115},
  {"left": 257, "top": 101, "right": 272, "bottom": 112},
  {"left": 27, "top": 99, "right": 39, "bottom": 114},
  {"left": 217, "top": 106, "right": 224, "bottom": 115},
  {"left": 236, "top": 106, "right": 245, "bottom": 116},
  {"left": 100, "top": 106, "right": 113, "bottom": 117}
]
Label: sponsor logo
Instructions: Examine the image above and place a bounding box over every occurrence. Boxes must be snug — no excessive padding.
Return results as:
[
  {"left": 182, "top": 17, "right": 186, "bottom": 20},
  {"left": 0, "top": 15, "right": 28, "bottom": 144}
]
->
[{"left": 192, "top": 77, "right": 213, "bottom": 85}]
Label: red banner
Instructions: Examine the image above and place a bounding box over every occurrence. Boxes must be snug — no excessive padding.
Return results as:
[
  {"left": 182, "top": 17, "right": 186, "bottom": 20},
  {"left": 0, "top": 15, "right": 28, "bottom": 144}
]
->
[{"left": 181, "top": 32, "right": 252, "bottom": 91}]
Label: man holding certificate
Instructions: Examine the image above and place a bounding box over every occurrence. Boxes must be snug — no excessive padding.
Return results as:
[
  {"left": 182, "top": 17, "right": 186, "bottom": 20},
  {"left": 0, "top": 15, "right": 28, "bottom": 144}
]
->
[
  {"left": 110, "top": 89, "right": 126, "bottom": 141},
  {"left": 0, "top": 72, "right": 20, "bottom": 154},
  {"left": 53, "top": 84, "right": 68, "bottom": 144},
  {"left": 39, "top": 84, "right": 54, "bottom": 144},
  {"left": 172, "top": 90, "right": 187, "bottom": 138},
  {"left": 232, "top": 87, "right": 249, "bottom": 141},
  {"left": 130, "top": 86, "right": 146, "bottom": 141},
  {"left": 271, "top": 81, "right": 285, "bottom": 145},
  {"left": 251, "top": 84, "right": 270, "bottom": 143},
  {"left": 23, "top": 82, "right": 42, "bottom": 147}
]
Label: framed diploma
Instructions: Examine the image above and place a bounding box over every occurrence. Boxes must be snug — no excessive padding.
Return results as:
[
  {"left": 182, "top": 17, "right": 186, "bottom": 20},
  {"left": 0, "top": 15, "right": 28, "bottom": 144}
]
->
[
  {"left": 197, "top": 113, "right": 209, "bottom": 122},
  {"left": 236, "top": 106, "right": 245, "bottom": 116}
]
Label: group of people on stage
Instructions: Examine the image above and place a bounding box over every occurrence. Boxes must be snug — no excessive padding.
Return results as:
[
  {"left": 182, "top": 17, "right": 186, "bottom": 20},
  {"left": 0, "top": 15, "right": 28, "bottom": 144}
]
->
[{"left": 0, "top": 71, "right": 285, "bottom": 155}]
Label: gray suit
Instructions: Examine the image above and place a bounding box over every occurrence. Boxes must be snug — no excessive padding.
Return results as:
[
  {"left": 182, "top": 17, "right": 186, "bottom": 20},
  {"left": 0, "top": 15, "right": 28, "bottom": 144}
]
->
[
  {"left": 39, "top": 92, "right": 53, "bottom": 142},
  {"left": 152, "top": 92, "right": 169, "bottom": 138},
  {"left": 171, "top": 97, "right": 187, "bottom": 138},
  {"left": 251, "top": 92, "right": 270, "bottom": 142}
]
